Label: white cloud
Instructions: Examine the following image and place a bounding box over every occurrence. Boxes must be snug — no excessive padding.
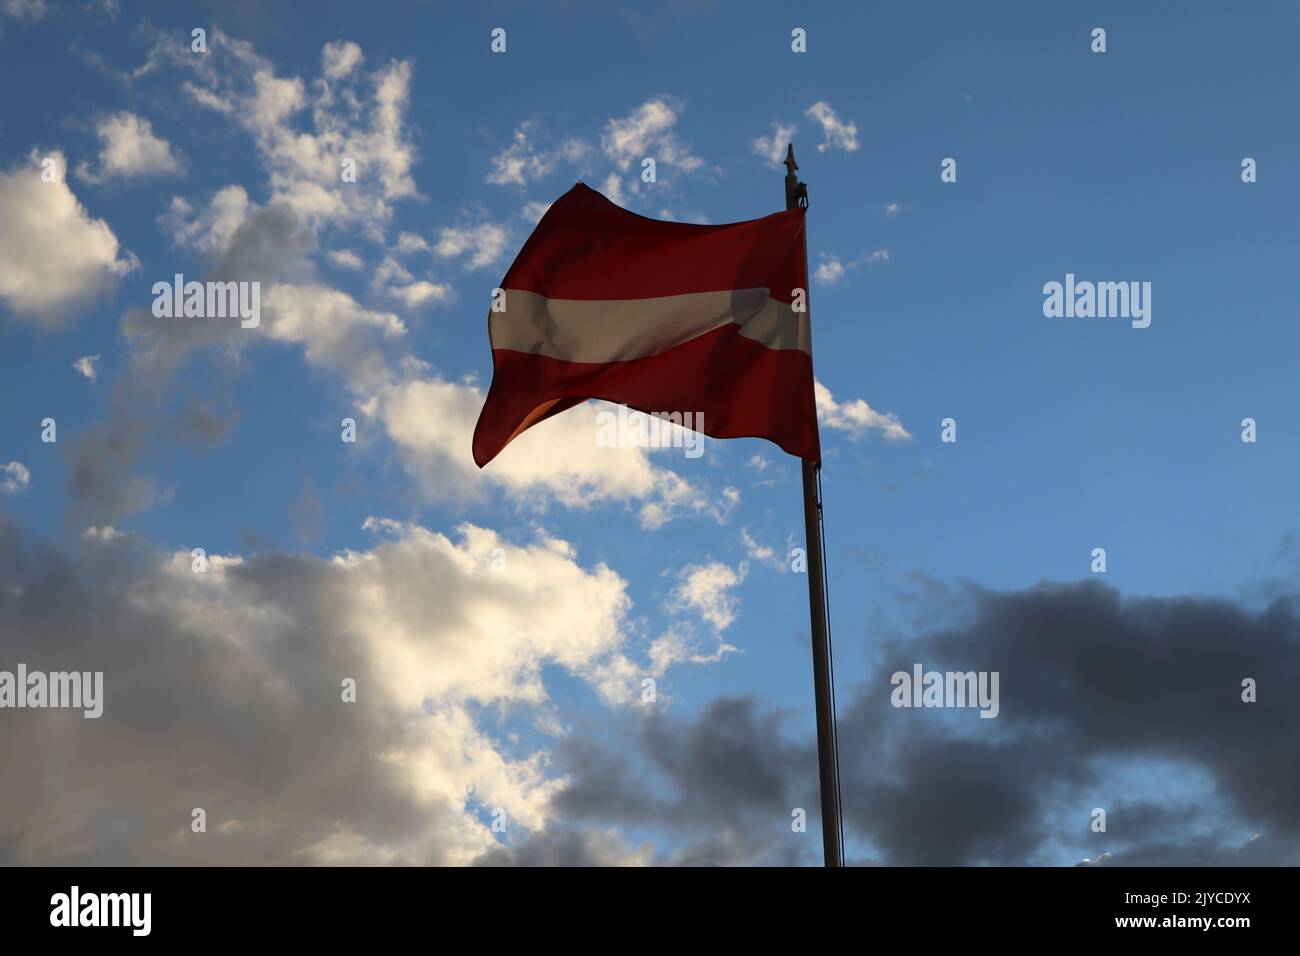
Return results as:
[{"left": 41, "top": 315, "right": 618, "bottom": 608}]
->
[
  {"left": 814, "top": 255, "right": 845, "bottom": 286},
  {"left": 670, "top": 561, "right": 747, "bottom": 632},
  {"left": 389, "top": 280, "right": 454, "bottom": 309},
  {"left": 884, "top": 202, "right": 901, "bottom": 217},
  {"left": 434, "top": 220, "right": 510, "bottom": 271},
  {"left": 487, "top": 120, "right": 589, "bottom": 187},
  {"left": 814, "top": 249, "right": 889, "bottom": 286},
  {"left": 159, "top": 29, "right": 418, "bottom": 237},
  {"left": 326, "top": 249, "right": 364, "bottom": 270},
  {"left": 77, "top": 112, "right": 181, "bottom": 183},
  {"left": 741, "top": 529, "right": 782, "bottom": 570},
  {"left": 374, "top": 377, "right": 735, "bottom": 529},
  {"left": 601, "top": 171, "right": 626, "bottom": 206},
  {"left": 395, "top": 231, "right": 429, "bottom": 254},
  {"left": 0, "top": 461, "right": 31, "bottom": 493},
  {"left": 321, "top": 40, "right": 363, "bottom": 80},
  {"left": 601, "top": 98, "right": 702, "bottom": 173},
  {"left": 159, "top": 185, "right": 250, "bottom": 254},
  {"left": 0, "top": 150, "right": 138, "bottom": 327},
  {"left": 805, "top": 101, "right": 859, "bottom": 153},
  {"left": 815, "top": 379, "right": 910, "bottom": 441},
  {"left": 72, "top": 354, "right": 100, "bottom": 382},
  {"left": 260, "top": 283, "right": 407, "bottom": 390},
  {"left": 752, "top": 121, "right": 798, "bottom": 166},
  {"left": 520, "top": 200, "right": 552, "bottom": 224}
]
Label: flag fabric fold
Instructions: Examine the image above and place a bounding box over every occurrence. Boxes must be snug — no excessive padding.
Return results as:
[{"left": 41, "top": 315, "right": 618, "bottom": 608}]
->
[{"left": 472, "top": 183, "right": 820, "bottom": 467}]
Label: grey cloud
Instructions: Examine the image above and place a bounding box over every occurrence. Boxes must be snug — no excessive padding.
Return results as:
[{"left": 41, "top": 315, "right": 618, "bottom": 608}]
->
[
  {"left": 0, "top": 525, "right": 473, "bottom": 864},
  {"left": 534, "top": 580, "right": 1300, "bottom": 866}
]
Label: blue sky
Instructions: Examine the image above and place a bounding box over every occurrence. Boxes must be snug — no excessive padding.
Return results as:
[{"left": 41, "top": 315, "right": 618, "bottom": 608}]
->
[{"left": 1, "top": 0, "right": 1298, "bottom": 866}]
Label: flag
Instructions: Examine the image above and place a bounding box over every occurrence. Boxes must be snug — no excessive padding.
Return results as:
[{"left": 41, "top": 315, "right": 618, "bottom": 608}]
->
[{"left": 471, "top": 183, "right": 820, "bottom": 467}]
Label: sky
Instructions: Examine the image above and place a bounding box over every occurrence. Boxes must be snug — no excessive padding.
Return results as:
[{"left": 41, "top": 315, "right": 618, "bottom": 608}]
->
[{"left": 0, "top": 0, "right": 1298, "bottom": 866}]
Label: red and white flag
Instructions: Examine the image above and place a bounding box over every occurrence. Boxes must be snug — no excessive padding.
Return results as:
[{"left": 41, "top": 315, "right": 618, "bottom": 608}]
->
[{"left": 472, "top": 183, "right": 820, "bottom": 467}]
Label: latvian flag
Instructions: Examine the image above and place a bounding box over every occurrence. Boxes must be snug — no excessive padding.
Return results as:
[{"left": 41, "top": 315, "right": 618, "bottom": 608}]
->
[{"left": 471, "top": 183, "right": 821, "bottom": 467}]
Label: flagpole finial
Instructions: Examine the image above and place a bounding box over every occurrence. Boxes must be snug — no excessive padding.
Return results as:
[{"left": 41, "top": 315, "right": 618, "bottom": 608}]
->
[
  {"left": 783, "top": 143, "right": 808, "bottom": 210},
  {"left": 783, "top": 143, "right": 798, "bottom": 175}
]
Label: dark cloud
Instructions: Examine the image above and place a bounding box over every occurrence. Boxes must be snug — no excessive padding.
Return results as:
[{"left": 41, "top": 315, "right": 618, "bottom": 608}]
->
[
  {"left": 5, "top": 494, "right": 1298, "bottom": 866},
  {"left": 474, "top": 827, "right": 648, "bottom": 867},
  {"left": 537, "top": 580, "right": 1300, "bottom": 866},
  {"left": 62, "top": 202, "right": 313, "bottom": 526},
  {"left": 61, "top": 390, "right": 162, "bottom": 526},
  {"left": 174, "top": 397, "right": 237, "bottom": 447},
  {"left": 548, "top": 698, "right": 820, "bottom": 866}
]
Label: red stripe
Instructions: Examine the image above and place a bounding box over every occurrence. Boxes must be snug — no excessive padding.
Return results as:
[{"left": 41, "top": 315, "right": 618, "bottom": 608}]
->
[
  {"left": 473, "top": 324, "right": 821, "bottom": 467},
  {"left": 502, "top": 184, "right": 809, "bottom": 305}
]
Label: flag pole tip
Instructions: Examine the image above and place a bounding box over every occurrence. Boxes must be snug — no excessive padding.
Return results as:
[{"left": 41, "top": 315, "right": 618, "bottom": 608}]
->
[{"left": 783, "top": 143, "right": 798, "bottom": 174}]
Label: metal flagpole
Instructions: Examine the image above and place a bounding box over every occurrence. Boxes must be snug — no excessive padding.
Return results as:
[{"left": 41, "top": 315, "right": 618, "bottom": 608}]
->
[{"left": 784, "top": 143, "right": 844, "bottom": 867}]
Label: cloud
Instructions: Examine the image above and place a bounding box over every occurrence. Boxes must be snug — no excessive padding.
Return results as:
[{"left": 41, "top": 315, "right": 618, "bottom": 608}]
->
[
  {"left": 394, "top": 231, "right": 429, "bottom": 255},
  {"left": 544, "top": 697, "right": 818, "bottom": 865},
  {"left": 388, "top": 280, "right": 454, "bottom": 309},
  {"left": 487, "top": 119, "right": 589, "bottom": 187},
  {"left": 751, "top": 121, "right": 798, "bottom": 166},
  {"left": 83, "top": 194, "right": 398, "bottom": 525},
  {"left": 159, "top": 185, "right": 251, "bottom": 255},
  {"left": 813, "top": 249, "right": 890, "bottom": 286},
  {"left": 537, "top": 578, "right": 1300, "bottom": 866},
  {"left": 61, "top": 400, "right": 161, "bottom": 524},
  {"left": 741, "top": 529, "right": 783, "bottom": 570},
  {"left": 76, "top": 112, "right": 181, "bottom": 183},
  {"left": 520, "top": 200, "right": 552, "bottom": 224},
  {"left": 831, "top": 579, "right": 1300, "bottom": 865},
  {"left": 258, "top": 282, "right": 407, "bottom": 390},
  {"left": 0, "top": 519, "right": 678, "bottom": 864},
  {"left": 373, "top": 376, "right": 736, "bottom": 529},
  {"left": 0, "top": 151, "right": 138, "bottom": 327},
  {"left": 433, "top": 219, "right": 510, "bottom": 271},
  {"left": 598, "top": 97, "right": 702, "bottom": 208},
  {"left": 151, "top": 29, "right": 418, "bottom": 238},
  {"left": 813, "top": 255, "right": 845, "bottom": 286},
  {"left": 601, "top": 98, "right": 702, "bottom": 174},
  {"left": 474, "top": 827, "right": 652, "bottom": 866},
  {"left": 367, "top": 255, "right": 455, "bottom": 311},
  {"left": 815, "top": 379, "right": 910, "bottom": 441},
  {"left": 1, "top": 0, "right": 44, "bottom": 21},
  {"left": 0, "top": 462, "right": 30, "bottom": 493},
  {"left": 320, "top": 40, "right": 363, "bottom": 80},
  {"left": 670, "top": 561, "right": 747, "bottom": 632},
  {"left": 325, "top": 249, "right": 364, "bottom": 270},
  {"left": 601, "top": 171, "right": 626, "bottom": 206},
  {"left": 72, "top": 355, "right": 100, "bottom": 383},
  {"left": 174, "top": 397, "right": 235, "bottom": 446},
  {"left": 63, "top": 36, "right": 716, "bottom": 534},
  {"left": 805, "top": 102, "right": 859, "bottom": 153},
  {"left": 884, "top": 202, "right": 901, "bottom": 217}
]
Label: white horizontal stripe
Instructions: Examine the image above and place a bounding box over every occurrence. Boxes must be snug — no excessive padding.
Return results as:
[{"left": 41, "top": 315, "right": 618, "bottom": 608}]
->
[{"left": 489, "top": 288, "right": 811, "bottom": 362}]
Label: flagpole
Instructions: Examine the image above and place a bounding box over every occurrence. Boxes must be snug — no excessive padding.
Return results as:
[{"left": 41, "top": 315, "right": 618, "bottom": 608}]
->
[{"left": 784, "top": 144, "right": 844, "bottom": 868}]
